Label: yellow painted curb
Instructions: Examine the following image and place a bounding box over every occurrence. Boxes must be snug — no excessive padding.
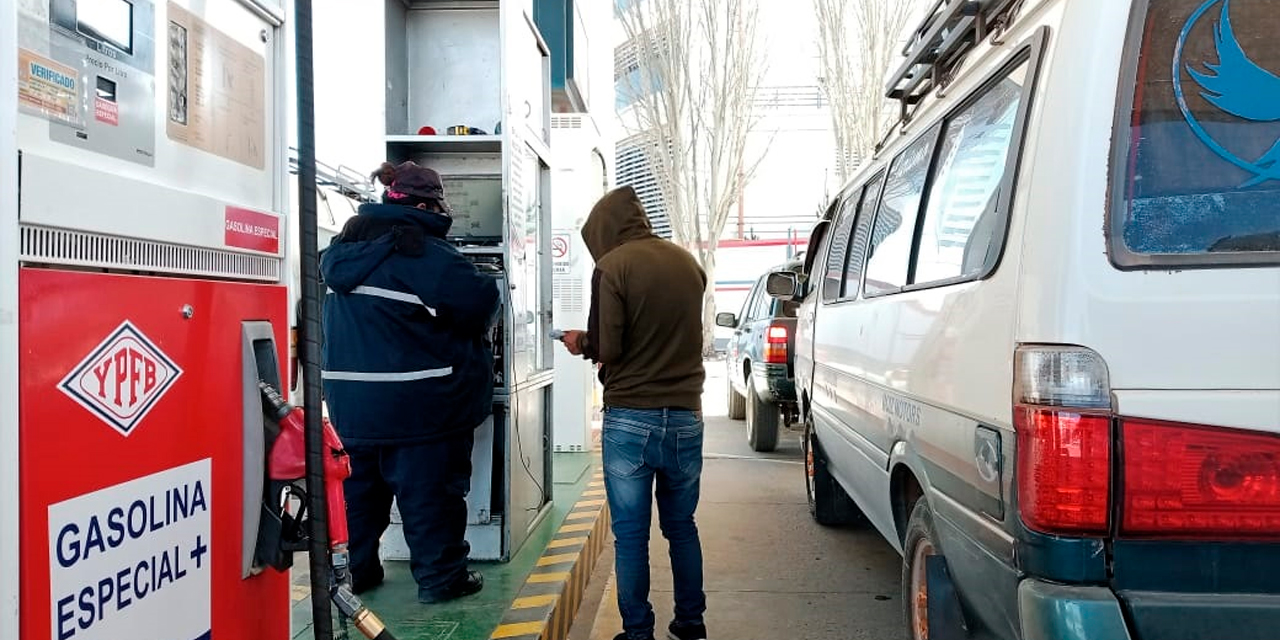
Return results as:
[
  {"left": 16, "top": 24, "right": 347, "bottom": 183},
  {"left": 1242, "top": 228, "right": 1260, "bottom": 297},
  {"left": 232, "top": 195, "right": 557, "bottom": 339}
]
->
[
  {"left": 513, "top": 594, "right": 559, "bottom": 609},
  {"left": 538, "top": 553, "right": 580, "bottom": 566},
  {"left": 488, "top": 460, "right": 612, "bottom": 640},
  {"left": 546, "top": 536, "right": 589, "bottom": 549},
  {"left": 492, "top": 621, "right": 545, "bottom": 638}
]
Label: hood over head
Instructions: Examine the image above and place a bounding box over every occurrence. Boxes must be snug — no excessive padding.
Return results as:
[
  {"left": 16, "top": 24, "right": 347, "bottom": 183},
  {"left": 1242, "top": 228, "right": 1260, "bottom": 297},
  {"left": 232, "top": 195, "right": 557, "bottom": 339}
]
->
[{"left": 581, "top": 186, "right": 656, "bottom": 261}]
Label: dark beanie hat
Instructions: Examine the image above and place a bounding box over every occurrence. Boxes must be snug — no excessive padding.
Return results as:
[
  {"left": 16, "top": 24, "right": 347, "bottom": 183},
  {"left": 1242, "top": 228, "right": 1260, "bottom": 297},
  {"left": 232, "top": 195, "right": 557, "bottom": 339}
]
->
[{"left": 385, "top": 161, "right": 448, "bottom": 209}]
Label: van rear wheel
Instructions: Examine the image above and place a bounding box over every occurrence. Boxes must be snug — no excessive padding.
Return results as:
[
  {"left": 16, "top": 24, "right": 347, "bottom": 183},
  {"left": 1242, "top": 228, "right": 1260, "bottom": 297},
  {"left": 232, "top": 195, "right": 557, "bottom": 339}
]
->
[
  {"left": 746, "top": 374, "right": 780, "bottom": 452},
  {"left": 804, "top": 418, "right": 863, "bottom": 525},
  {"left": 902, "top": 499, "right": 940, "bottom": 640}
]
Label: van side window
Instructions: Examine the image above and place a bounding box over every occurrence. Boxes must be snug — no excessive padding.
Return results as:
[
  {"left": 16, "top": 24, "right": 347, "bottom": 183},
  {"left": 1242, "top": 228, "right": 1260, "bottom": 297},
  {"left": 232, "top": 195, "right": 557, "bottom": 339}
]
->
[
  {"left": 914, "top": 62, "right": 1028, "bottom": 284},
  {"left": 843, "top": 172, "right": 886, "bottom": 297},
  {"left": 864, "top": 126, "right": 940, "bottom": 296},
  {"left": 822, "top": 193, "right": 857, "bottom": 302}
]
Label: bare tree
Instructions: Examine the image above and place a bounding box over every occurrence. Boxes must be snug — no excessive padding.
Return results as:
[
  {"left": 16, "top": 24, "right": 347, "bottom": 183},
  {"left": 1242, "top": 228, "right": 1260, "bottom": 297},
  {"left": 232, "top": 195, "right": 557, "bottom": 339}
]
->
[
  {"left": 618, "top": 0, "right": 768, "bottom": 354},
  {"left": 815, "top": 0, "right": 926, "bottom": 181}
]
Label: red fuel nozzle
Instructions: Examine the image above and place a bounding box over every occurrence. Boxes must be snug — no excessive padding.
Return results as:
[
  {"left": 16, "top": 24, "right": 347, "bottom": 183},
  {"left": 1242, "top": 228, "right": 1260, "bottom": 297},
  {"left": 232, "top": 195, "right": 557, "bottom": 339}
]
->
[{"left": 258, "top": 380, "right": 352, "bottom": 549}]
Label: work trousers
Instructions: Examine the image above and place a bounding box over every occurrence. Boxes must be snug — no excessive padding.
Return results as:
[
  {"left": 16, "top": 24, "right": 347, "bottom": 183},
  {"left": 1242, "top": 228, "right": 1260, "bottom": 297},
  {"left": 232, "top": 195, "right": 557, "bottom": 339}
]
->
[{"left": 344, "top": 430, "right": 475, "bottom": 599}]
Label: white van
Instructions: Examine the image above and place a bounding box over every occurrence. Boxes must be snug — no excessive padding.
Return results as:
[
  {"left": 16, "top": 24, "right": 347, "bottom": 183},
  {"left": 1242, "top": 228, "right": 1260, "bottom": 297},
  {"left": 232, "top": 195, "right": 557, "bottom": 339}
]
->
[{"left": 768, "top": 0, "right": 1280, "bottom": 639}]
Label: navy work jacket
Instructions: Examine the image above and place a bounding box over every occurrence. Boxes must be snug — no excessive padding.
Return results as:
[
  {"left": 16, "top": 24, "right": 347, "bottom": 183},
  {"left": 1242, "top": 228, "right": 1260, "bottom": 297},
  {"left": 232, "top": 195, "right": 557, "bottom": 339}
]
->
[{"left": 320, "top": 203, "right": 500, "bottom": 445}]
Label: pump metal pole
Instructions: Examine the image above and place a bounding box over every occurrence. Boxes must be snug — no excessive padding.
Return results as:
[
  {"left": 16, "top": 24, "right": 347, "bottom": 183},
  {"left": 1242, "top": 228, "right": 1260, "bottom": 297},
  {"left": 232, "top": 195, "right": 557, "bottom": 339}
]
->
[
  {"left": 0, "top": 2, "right": 21, "bottom": 637},
  {"left": 293, "top": 0, "right": 334, "bottom": 637}
]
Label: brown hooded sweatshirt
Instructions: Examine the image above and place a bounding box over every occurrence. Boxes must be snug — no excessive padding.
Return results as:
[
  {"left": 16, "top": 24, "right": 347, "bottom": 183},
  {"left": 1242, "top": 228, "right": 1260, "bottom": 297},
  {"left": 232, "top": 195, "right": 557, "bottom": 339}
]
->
[{"left": 579, "top": 186, "right": 707, "bottom": 411}]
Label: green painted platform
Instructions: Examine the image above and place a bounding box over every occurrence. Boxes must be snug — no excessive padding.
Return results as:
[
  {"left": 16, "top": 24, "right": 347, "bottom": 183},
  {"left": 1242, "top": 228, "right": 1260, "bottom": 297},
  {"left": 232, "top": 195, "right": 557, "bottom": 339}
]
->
[{"left": 290, "top": 452, "right": 596, "bottom": 640}]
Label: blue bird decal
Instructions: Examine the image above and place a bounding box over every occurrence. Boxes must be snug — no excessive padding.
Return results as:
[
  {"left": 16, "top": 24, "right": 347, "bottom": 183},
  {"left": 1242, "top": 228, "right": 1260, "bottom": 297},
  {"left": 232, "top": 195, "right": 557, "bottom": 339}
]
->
[
  {"left": 1185, "top": 0, "right": 1280, "bottom": 184},
  {"left": 1187, "top": 0, "right": 1280, "bottom": 122}
]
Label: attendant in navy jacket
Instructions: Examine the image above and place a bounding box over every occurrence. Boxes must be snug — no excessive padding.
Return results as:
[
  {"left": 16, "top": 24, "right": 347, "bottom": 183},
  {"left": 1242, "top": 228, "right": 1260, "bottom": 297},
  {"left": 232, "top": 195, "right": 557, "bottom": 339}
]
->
[{"left": 321, "top": 162, "right": 499, "bottom": 603}]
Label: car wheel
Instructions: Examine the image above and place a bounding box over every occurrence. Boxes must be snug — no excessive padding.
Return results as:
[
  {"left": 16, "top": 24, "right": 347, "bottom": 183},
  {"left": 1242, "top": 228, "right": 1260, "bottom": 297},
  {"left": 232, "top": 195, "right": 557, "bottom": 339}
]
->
[
  {"left": 746, "top": 373, "right": 780, "bottom": 452},
  {"left": 902, "top": 499, "right": 941, "bottom": 640},
  {"left": 804, "top": 417, "right": 865, "bottom": 526},
  {"left": 727, "top": 372, "right": 746, "bottom": 420}
]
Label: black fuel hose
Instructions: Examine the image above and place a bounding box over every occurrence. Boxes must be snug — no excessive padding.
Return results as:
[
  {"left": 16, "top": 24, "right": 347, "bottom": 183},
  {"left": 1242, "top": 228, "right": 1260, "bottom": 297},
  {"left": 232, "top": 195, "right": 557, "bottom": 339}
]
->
[
  {"left": 294, "top": 5, "right": 399, "bottom": 639},
  {"left": 292, "top": 0, "right": 332, "bottom": 638}
]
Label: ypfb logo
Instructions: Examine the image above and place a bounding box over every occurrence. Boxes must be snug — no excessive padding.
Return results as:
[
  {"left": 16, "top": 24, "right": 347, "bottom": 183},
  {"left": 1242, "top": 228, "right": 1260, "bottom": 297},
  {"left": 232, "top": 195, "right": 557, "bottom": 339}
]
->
[
  {"left": 59, "top": 321, "right": 183, "bottom": 437},
  {"left": 1174, "top": 0, "right": 1280, "bottom": 187}
]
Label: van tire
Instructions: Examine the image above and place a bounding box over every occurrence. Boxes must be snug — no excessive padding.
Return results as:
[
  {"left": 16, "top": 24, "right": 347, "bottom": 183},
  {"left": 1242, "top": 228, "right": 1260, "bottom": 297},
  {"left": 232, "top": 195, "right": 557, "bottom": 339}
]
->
[
  {"left": 727, "top": 377, "right": 746, "bottom": 420},
  {"left": 902, "top": 499, "right": 941, "bottom": 640},
  {"left": 804, "top": 418, "right": 864, "bottom": 525},
  {"left": 746, "top": 374, "right": 780, "bottom": 452}
]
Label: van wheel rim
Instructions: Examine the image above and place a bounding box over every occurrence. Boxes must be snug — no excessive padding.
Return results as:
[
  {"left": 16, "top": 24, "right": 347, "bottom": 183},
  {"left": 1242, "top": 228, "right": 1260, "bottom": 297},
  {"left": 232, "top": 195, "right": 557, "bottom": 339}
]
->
[
  {"left": 804, "top": 428, "right": 817, "bottom": 507},
  {"left": 805, "top": 431, "right": 816, "bottom": 481},
  {"left": 910, "top": 539, "right": 935, "bottom": 640}
]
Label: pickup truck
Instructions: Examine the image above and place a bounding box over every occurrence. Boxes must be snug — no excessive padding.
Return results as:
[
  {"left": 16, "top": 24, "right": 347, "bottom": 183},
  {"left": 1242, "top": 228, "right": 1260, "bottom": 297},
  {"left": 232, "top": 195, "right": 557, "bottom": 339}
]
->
[{"left": 716, "top": 260, "right": 802, "bottom": 452}]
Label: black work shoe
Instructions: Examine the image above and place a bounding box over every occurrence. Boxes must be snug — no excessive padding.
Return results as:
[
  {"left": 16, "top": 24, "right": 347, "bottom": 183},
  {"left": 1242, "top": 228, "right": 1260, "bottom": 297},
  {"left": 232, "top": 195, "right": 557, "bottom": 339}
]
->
[
  {"left": 419, "top": 570, "right": 484, "bottom": 603},
  {"left": 613, "top": 634, "right": 655, "bottom": 640},
  {"left": 350, "top": 565, "right": 384, "bottom": 595},
  {"left": 667, "top": 621, "right": 707, "bottom": 640}
]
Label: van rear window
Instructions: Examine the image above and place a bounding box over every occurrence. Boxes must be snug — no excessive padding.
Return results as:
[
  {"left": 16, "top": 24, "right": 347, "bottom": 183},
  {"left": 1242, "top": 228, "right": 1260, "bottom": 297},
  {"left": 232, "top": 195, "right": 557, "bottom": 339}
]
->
[{"left": 1113, "top": 0, "right": 1280, "bottom": 268}]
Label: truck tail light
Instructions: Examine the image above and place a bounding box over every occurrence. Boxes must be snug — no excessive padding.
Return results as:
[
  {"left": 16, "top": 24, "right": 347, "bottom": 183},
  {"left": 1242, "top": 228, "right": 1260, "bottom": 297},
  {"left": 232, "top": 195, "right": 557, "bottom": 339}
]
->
[
  {"left": 1122, "top": 419, "right": 1280, "bottom": 539},
  {"left": 1014, "top": 346, "right": 1112, "bottom": 536},
  {"left": 764, "top": 325, "right": 788, "bottom": 364}
]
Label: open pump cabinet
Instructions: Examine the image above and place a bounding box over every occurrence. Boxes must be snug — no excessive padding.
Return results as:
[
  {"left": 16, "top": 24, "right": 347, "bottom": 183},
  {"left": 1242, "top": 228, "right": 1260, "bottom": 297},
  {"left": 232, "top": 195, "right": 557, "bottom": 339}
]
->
[
  {"left": 3, "top": 0, "right": 296, "bottom": 637},
  {"left": 378, "top": 0, "right": 557, "bottom": 564}
]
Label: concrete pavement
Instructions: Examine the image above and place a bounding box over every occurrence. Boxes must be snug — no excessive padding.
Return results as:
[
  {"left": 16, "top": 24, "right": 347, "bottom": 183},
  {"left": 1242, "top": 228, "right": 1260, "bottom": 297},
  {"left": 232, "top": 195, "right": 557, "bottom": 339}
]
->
[{"left": 574, "top": 362, "right": 905, "bottom": 640}]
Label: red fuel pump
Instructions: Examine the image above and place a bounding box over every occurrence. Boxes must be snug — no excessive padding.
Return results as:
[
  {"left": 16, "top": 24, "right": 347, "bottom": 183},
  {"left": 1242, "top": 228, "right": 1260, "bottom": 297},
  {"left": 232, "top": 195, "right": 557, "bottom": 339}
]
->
[{"left": 5, "top": 1, "right": 324, "bottom": 637}]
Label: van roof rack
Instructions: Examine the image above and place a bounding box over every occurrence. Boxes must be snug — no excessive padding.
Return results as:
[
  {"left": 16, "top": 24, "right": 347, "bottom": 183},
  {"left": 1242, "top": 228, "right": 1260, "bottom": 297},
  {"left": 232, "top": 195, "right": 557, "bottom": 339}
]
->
[{"left": 885, "top": 0, "right": 1022, "bottom": 108}]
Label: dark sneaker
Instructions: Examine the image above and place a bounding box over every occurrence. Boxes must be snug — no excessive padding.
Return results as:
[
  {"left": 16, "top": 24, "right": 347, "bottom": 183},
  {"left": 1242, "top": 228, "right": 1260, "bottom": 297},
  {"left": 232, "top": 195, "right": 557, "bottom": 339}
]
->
[
  {"left": 613, "top": 634, "right": 655, "bottom": 640},
  {"left": 350, "top": 565, "right": 384, "bottom": 595},
  {"left": 667, "top": 621, "right": 707, "bottom": 640},
  {"left": 419, "top": 570, "right": 484, "bottom": 603}
]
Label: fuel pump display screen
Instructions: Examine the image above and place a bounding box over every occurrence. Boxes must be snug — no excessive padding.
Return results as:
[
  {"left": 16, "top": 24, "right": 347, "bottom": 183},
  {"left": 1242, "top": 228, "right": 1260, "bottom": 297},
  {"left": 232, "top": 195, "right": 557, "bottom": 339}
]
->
[
  {"left": 29, "top": 0, "right": 157, "bottom": 165},
  {"left": 77, "top": 0, "right": 135, "bottom": 54},
  {"left": 444, "top": 175, "right": 504, "bottom": 239}
]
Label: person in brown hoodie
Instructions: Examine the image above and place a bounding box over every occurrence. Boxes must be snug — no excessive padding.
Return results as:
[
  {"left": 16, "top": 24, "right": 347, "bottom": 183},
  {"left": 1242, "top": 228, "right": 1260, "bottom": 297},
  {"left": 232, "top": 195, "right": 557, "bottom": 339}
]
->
[{"left": 559, "top": 186, "right": 709, "bottom": 640}]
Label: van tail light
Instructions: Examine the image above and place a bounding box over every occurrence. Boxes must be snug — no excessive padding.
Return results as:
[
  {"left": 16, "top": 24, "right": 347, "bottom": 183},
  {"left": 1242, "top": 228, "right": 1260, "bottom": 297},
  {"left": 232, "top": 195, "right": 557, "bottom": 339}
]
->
[
  {"left": 1122, "top": 419, "right": 1280, "bottom": 539},
  {"left": 764, "top": 325, "right": 788, "bottom": 364},
  {"left": 1014, "top": 346, "right": 1112, "bottom": 536}
]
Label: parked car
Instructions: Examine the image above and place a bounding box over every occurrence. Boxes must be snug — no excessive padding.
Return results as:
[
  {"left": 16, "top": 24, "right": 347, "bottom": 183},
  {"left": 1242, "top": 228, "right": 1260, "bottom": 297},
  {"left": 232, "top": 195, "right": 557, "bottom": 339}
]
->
[
  {"left": 717, "top": 260, "right": 801, "bottom": 452},
  {"left": 769, "top": 1, "right": 1280, "bottom": 639}
]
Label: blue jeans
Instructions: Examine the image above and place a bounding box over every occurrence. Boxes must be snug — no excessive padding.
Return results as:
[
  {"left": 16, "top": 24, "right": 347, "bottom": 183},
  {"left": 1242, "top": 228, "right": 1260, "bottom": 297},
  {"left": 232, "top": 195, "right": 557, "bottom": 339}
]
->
[{"left": 602, "top": 406, "right": 706, "bottom": 639}]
